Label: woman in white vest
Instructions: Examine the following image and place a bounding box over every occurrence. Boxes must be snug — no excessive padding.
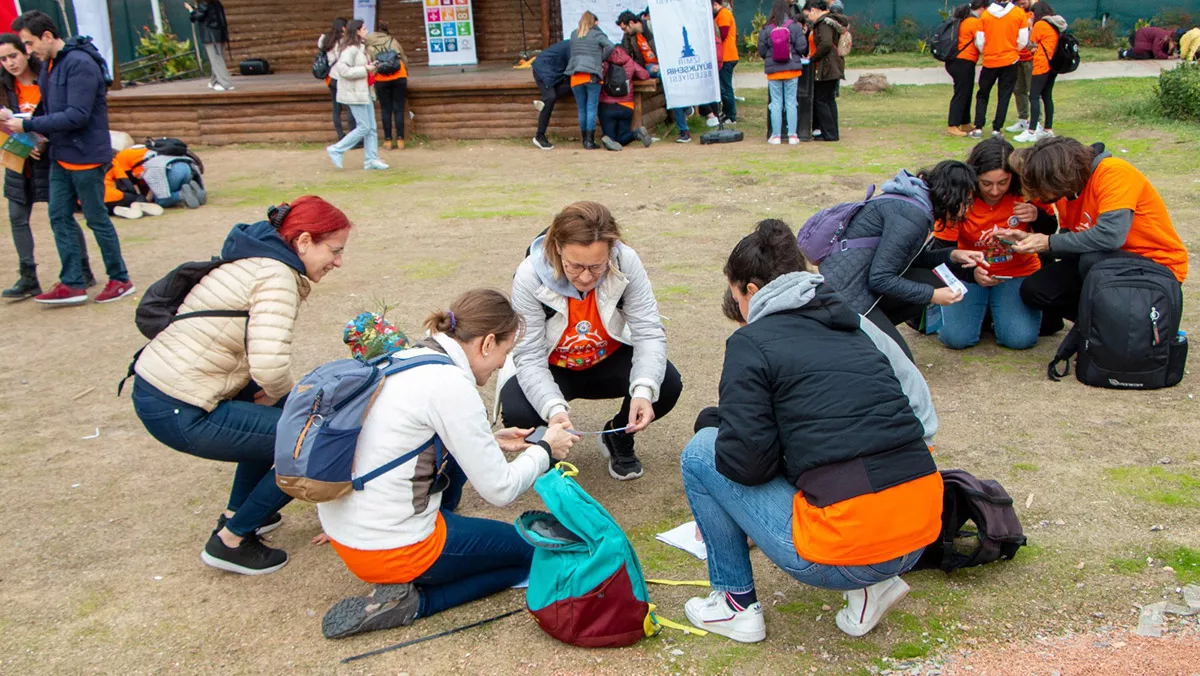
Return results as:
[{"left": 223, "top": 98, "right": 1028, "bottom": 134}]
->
[
  {"left": 499, "top": 201, "right": 683, "bottom": 481},
  {"left": 318, "top": 289, "right": 578, "bottom": 640}
]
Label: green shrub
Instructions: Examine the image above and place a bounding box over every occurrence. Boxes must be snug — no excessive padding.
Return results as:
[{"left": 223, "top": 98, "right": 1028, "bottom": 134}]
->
[
  {"left": 1070, "top": 17, "right": 1122, "bottom": 48},
  {"left": 847, "top": 15, "right": 924, "bottom": 54},
  {"left": 1156, "top": 60, "right": 1200, "bottom": 123},
  {"left": 1153, "top": 7, "right": 1195, "bottom": 28},
  {"left": 741, "top": 11, "right": 768, "bottom": 61},
  {"left": 125, "top": 27, "right": 198, "bottom": 82}
]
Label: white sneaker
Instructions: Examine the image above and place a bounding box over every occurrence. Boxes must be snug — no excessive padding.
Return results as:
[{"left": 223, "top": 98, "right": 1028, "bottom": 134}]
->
[
  {"left": 213, "top": 84, "right": 229, "bottom": 92},
  {"left": 684, "top": 591, "right": 766, "bottom": 643},
  {"left": 835, "top": 577, "right": 910, "bottom": 637},
  {"left": 788, "top": 135, "right": 800, "bottom": 145},
  {"left": 532, "top": 100, "right": 545, "bottom": 112},
  {"left": 967, "top": 128, "right": 983, "bottom": 139},
  {"left": 135, "top": 202, "right": 164, "bottom": 217},
  {"left": 207, "top": 82, "right": 215, "bottom": 89},
  {"left": 1005, "top": 119, "right": 1029, "bottom": 133},
  {"left": 705, "top": 115, "right": 720, "bottom": 128},
  {"left": 767, "top": 135, "right": 781, "bottom": 145},
  {"left": 1036, "top": 128, "right": 1054, "bottom": 140},
  {"left": 112, "top": 206, "right": 142, "bottom": 220},
  {"left": 1013, "top": 129, "right": 1038, "bottom": 143},
  {"left": 365, "top": 159, "right": 390, "bottom": 170}
]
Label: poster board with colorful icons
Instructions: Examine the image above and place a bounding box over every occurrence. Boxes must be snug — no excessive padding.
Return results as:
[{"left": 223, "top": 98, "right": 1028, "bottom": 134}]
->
[{"left": 423, "top": 0, "right": 478, "bottom": 66}]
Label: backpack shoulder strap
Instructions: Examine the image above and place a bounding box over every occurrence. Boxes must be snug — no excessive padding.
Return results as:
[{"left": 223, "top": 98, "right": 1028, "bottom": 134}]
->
[
  {"left": 352, "top": 435, "right": 442, "bottom": 490},
  {"left": 1047, "top": 325, "right": 1079, "bottom": 381},
  {"left": 380, "top": 353, "right": 455, "bottom": 377}
]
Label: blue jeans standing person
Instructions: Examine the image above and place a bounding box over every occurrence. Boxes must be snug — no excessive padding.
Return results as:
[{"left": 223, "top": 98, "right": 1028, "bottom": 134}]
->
[
  {"left": 572, "top": 80, "right": 602, "bottom": 149},
  {"left": 767, "top": 77, "right": 799, "bottom": 143},
  {"left": 938, "top": 277, "right": 1041, "bottom": 350},
  {"left": 45, "top": 165, "right": 132, "bottom": 302},
  {"left": 328, "top": 103, "right": 382, "bottom": 169}
]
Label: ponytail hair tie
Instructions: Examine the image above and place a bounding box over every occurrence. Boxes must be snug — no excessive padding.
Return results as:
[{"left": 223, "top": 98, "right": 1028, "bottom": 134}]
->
[
  {"left": 448, "top": 311, "right": 456, "bottom": 331},
  {"left": 267, "top": 203, "right": 292, "bottom": 230}
]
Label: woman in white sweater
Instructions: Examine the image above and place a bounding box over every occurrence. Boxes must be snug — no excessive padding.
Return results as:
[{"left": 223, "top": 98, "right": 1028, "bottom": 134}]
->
[
  {"left": 319, "top": 289, "right": 579, "bottom": 640},
  {"left": 325, "top": 19, "right": 387, "bottom": 171},
  {"left": 131, "top": 197, "right": 352, "bottom": 575}
]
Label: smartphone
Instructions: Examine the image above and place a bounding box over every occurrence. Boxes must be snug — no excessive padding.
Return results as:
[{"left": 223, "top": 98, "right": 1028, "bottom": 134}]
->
[
  {"left": 995, "top": 236, "right": 1019, "bottom": 247},
  {"left": 991, "top": 275, "right": 1013, "bottom": 281},
  {"left": 526, "top": 426, "right": 548, "bottom": 444}
]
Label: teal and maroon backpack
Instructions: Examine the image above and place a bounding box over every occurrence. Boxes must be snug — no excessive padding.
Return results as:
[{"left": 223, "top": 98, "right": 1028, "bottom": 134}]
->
[{"left": 516, "top": 463, "right": 661, "bottom": 647}]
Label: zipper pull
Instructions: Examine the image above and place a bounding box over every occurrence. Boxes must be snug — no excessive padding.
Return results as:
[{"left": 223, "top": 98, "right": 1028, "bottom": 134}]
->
[{"left": 1150, "top": 306, "right": 1161, "bottom": 345}]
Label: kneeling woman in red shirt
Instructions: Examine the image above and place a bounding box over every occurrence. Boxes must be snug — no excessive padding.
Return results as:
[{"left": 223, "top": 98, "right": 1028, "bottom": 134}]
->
[
  {"left": 937, "top": 137, "right": 1053, "bottom": 350},
  {"left": 682, "top": 219, "right": 942, "bottom": 643}
]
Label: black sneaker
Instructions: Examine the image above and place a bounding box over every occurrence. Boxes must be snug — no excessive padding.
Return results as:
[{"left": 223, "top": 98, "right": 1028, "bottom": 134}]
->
[
  {"left": 322, "top": 583, "right": 420, "bottom": 639},
  {"left": 215, "top": 512, "right": 283, "bottom": 536},
  {"left": 598, "top": 420, "right": 644, "bottom": 481},
  {"left": 533, "top": 135, "right": 554, "bottom": 150},
  {"left": 201, "top": 532, "right": 288, "bottom": 575},
  {"left": 675, "top": 131, "right": 692, "bottom": 144}
]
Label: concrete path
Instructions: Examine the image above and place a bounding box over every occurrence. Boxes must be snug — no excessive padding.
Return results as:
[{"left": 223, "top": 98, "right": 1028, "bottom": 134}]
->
[{"left": 733, "top": 58, "right": 1179, "bottom": 90}]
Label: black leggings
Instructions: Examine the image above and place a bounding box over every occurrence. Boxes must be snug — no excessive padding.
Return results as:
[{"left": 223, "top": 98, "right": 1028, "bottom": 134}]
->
[
  {"left": 813, "top": 79, "right": 839, "bottom": 141},
  {"left": 945, "top": 58, "right": 976, "bottom": 127},
  {"left": 534, "top": 74, "right": 572, "bottom": 137},
  {"left": 375, "top": 77, "right": 408, "bottom": 140},
  {"left": 499, "top": 346, "right": 683, "bottom": 433},
  {"left": 1028, "top": 72, "right": 1057, "bottom": 129},
  {"left": 974, "top": 64, "right": 1017, "bottom": 132}
]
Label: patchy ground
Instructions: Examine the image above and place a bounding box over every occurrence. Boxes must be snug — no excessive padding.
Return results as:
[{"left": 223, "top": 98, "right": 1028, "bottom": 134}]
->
[{"left": 0, "top": 78, "right": 1197, "bottom": 674}]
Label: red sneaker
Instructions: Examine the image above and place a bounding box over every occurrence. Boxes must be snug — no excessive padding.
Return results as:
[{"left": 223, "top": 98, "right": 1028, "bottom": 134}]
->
[
  {"left": 34, "top": 282, "right": 87, "bottom": 305},
  {"left": 95, "top": 279, "right": 136, "bottom": 303}
]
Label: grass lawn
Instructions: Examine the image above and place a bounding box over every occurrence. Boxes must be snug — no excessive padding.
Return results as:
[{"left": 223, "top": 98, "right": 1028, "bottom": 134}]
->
[
  {"left": 844, "top": 46, "right": 1118, "bottom": 69},
  {"left": 0, "top": 76, "right": 1196, "bottom": 674}
]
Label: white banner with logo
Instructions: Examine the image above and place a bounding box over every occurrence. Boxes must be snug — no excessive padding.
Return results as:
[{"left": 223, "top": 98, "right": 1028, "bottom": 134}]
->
[
  {"left": 422, "top": 0, "right": 478, "bottom": 66},
  {"left": 354, "top": 0, "right": 377, "bottom": 33},
  {"left": 559, "top": 0, "right": 626, "bottom": 43},
  {"left": 72, "top": 0, "right": 115, "bottom": 81},
  {"left": 648, "top": 0, "right": 719, "bottom": 109}
]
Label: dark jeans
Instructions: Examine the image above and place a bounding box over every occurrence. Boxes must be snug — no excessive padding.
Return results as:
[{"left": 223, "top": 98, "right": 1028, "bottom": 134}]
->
[
  {"left": 865, "top": 268, "right": 947, "bottom": 361},
  {"left": 499, "top": 347, "right": 683, "bottom": 432},
  {"left": 329, "top": 80, "right": 356, "bottom": 138},
  {"left": 718, "top": 60, "right": 738, "bottom": 120},
  {"left": 813, "top": 79, "right": 840, "bottom": 141},
  {"left": 598, "top": 103, "right": 636, "bottom": 145},
  {"left": 375, "top": 77, "right": 408, "bottom": 140},
  {"left": 131, "top": 377, "right": 291, "bottom": 538},
  {"left": 48, "top": 164, "right": 128, "bottom": 287},
  {"left": 945, "top": 58, "right": 976, "bottom": 127},
  {"left": 8, "top": 199, "right": 93, "bottom": 273},
  {"left": 1020, "top": 257, "right": 1084, "bottom": 322},
  {"left": 974, "top": 64, "right": 1017, "bottom": 132},
  {"left": 1029, "top": 72, "right": 1057, "bottom": 129},
  {"left": 534, "top": 73, "right": 572, "bottom": 137},
  {"left": 414, "top": 507, "right": 533, "bottom": 618}
]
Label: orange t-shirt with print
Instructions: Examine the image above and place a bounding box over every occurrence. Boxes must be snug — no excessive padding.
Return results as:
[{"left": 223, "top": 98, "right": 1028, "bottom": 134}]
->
[
  {"left": 1030, "top": 19, "right": 1060, "bottom": 76},
  {"left": 948, "top": 193, "right": 1042, "bottom": 278},
  {"left": 14, "top": 79, "right": 40, "bottom": 114},
  {"left": 715, "top": 7, "right": 739, "bottom": 63},
  {"left": 1054, "top": 157, "right": 1188, "bottom": 282},
  {"left": 330, "top": 511, "right": 447, "bottom": 584},
  {"left": 550, "top": 292, "right": 619, "bottom": 370},
  {"left": 980, "top": 5, "right": 1027, "bottom": 68},
  {"left": 956, "top": 15, "right": 982, "bottom": 63},
  {"left": 792, "top": 454, "right": 943, "bottom": 566},
  {"left": 636, "top": 34, "right": 658, "bottom": 66}
]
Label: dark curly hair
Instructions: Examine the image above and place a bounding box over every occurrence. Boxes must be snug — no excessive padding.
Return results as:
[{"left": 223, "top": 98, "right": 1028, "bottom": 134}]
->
[
  {"left": 724, "top": 219, "right": 809, "bottom": 293},
  {"left": 918, "top": 160, "right": 978, "bottom": 225},
  {"left": 967, "top": 136, "right": 1022, "bottom": 197}
]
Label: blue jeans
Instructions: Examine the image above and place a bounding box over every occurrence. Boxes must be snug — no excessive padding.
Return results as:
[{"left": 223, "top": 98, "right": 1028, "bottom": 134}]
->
[
  {"left": 681, "top": 428, "right": 924, "bottom": 593},
  {"left": 571, "top": 81, "right": 601, "bottom": 131},
  {"left": 768, "top": 77, "right": 799, "bottom": 137},
  {"left": 131, "top": 377, "right": 291, "bottom": 537},
  {"left": 330, "top": 102, "right": 379, "bottom": 165},
  {"left": 155, "top": 161, "right": 195, "bottom": 208},
  {"left": 938, "top": 278, "right": 1041, "bottom": 350},
  {"left": 48, "top": 164, "right": 129, "bottom": 287},
  {"left": 652, "top": 71, "right": 690, "bottom": 133},
  {"left": 413, "top": 506, "right": 533, "bottom": 618}
]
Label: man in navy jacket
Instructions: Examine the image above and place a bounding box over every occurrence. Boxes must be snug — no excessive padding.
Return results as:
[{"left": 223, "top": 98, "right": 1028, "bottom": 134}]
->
[
  {"left": 6, "top": 11, "right": 133, "bottom": 305},
  {"left": 531, "top": 39, "right": 571, "bottom": 151}
]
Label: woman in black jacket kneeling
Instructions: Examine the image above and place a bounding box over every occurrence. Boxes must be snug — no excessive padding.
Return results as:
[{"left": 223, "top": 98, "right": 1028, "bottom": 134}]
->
[{"left": 681, "top": 219, "right": 943, "bottom": 643}]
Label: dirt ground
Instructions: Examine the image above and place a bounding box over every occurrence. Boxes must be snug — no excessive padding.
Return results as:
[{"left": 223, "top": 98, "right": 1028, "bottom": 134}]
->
[{"left": 1, "top": 80, "right": 1198, "bottom": 675}]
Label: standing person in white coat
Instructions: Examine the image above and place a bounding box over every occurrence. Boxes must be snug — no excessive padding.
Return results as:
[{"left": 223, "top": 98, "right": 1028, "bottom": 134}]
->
[
  {"left": 324, "top": 20, "right": 387, "bottom": 170},
  {"left": 319, "top": 289, "right": 579, "bottom": 639},
  {"left": 499, "top": 201, "right": 683, "bottom": 481}
]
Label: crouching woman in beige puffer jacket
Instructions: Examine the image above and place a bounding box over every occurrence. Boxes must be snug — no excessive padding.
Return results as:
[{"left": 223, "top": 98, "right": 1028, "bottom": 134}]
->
[{"left": 131, "top": 196, "right": 353, "bottom": 576}]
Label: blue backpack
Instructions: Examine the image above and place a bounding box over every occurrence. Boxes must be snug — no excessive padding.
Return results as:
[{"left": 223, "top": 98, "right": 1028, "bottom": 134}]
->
[
  {"left": 796, "top": 184, "right": 927, "bottom": 265},
  {"left": 274, "top": 351, "right": 454, "bottom": 502}
]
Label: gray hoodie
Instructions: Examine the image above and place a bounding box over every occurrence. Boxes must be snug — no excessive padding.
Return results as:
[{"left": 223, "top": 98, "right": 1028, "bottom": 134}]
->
[{"left": 1047, "top": 151, "right": 1136, "bottom": 255}]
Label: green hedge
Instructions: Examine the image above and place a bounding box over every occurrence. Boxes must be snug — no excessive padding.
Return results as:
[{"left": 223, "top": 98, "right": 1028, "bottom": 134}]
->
[{"left": 1156, "top": 61, "right": 1200, "bottom": 123}]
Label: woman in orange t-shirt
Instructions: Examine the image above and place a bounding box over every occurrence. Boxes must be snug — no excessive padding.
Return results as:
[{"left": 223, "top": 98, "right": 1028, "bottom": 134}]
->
[
  {"left": 945, "top": 0, "right": 987, "bottom": 136},
  {"left": 937, "top": 137, "right": 1050, "bottom": 350}
]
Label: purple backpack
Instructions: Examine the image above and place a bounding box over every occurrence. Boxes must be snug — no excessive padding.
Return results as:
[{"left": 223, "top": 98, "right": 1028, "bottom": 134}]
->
[
  {"left": 796, "top": 184, "right": 927, "bottom": 265},
  {"left": 770, "top": 20, "right": 792, "bottom": 63}
]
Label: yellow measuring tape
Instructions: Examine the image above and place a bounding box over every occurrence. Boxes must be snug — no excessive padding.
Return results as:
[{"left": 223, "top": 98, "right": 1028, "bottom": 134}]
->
[{"left": 645, "top": 579, "right": 713, "bottom": 637}]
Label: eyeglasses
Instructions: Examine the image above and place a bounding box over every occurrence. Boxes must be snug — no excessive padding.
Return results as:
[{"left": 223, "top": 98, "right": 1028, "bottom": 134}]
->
[{"left": 562, "top": 259, "right": 608, "bottom": 276}]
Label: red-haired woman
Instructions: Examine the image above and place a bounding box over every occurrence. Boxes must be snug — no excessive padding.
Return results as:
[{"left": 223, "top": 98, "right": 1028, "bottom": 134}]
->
[{"left": 131, "top": 197, "right": 352, "bottom": 575}]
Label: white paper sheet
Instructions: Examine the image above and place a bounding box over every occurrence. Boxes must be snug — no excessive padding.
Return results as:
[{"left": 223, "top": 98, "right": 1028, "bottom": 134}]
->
[{"left": 655, "top": 521, "right": 708, "bottom": 561}]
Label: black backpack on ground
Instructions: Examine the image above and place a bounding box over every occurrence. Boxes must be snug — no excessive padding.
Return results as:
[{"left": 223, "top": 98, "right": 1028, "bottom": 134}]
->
[
  {"left": 1048, "top": 256, "right": 1187, "bottom": 389},
  {"left": 930, "top": 17, "right": 964, "bottom": 62},
  {"left": 146, "top": 137, "right": 188, "bottom": 157},
  {"left": 1046, "top": 21, "right": 1081, "bottom": 73},
  {"left": 912, "top": 470, "right": 1027, "bottom": 573},
  {"left": 239, "top": 58, "right": 271, "bottom": 76},
  {"left": 312, "top": 50, "right": 331, "bottom": 80},
  {"left": 375, "top": 49, "right": 402, "bottom": 75},
  {"left": 603, "top": 61, "right": 629, "bottom": 98}
]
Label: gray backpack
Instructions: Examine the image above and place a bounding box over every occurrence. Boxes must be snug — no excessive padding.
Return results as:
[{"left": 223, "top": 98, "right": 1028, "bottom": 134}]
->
[
  {"left": 913, "top": 469, "right": 1027, "bottom": 573},
  {"left": 274, "top": 351, "right": 454, "bottom": 503}
]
